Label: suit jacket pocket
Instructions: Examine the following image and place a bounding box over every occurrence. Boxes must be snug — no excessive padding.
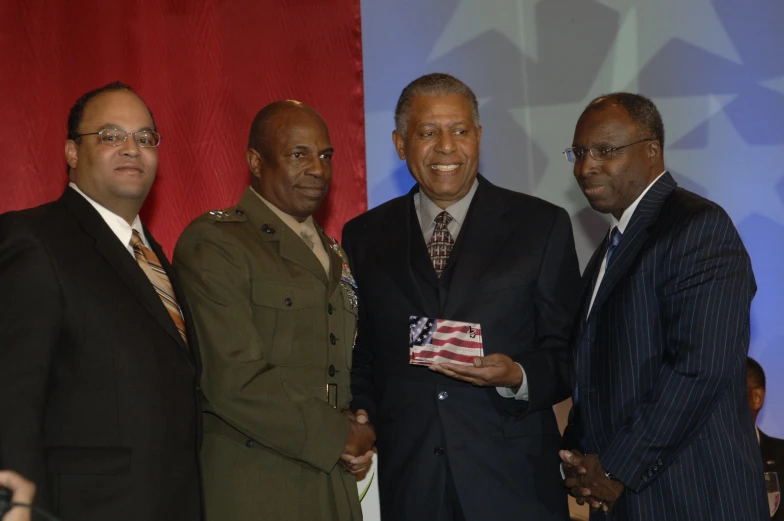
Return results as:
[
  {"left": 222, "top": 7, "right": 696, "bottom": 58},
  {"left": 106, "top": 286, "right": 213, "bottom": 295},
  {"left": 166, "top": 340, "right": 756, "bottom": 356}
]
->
[
  {"left": 502, "top": 411, "right": 560, "bottom": 439},
  {"left": 251, "top": 281, "right": 316, "bottom": 366},
  {"left": 46, "top": 447, "right": 131, "bottom": 475}
]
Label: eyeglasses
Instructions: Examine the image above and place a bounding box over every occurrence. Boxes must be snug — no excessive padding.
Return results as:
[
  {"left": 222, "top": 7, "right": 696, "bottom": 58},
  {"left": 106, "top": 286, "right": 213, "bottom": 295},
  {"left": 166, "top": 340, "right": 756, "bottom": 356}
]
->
[
  {"left": 75, "top": 128, "right": 162, "bottom": 148},
  {"left": 563, "top": 138, "right": 655, "bottom": 163}
]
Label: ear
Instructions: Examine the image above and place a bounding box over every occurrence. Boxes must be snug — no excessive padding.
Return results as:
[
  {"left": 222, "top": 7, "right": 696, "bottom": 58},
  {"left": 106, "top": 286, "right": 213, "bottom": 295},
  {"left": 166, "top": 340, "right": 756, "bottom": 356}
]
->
[
  {"left": 751, "top": 387, "right": 765, "bottom": 412},
  {"left": 246, "top": 148, "right": 262, "bottom": 179},
  {"left": 65, "top": 140, "right": 79, "bottom": 170},
  {"left": 476, "top": 124, "right": 483, "bottom": 153},
  {"left": 646, "top": 139, "right": 662, "bottom": 163},
  {"left": 392, "top": 130, "right": 406, "bottom": 160}
]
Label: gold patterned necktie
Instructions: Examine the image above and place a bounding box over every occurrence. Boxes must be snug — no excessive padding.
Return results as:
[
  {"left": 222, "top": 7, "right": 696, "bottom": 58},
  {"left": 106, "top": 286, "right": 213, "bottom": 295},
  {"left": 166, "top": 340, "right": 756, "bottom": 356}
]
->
[
  {"left": 428, "top": 211, "right": 455, "bottom": 276},
  {"left": 130, "top": 230, "right": 188, "bottom": 345}
]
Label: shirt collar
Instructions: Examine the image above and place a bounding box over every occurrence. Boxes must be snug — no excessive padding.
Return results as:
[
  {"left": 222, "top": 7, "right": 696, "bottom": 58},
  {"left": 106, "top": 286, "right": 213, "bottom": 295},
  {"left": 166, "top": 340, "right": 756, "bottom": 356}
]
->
[
  {"left": 250, "top": 187, "right": 315, "bottom": 236},
  {"left": 611, "top": 170, "right": 667, "bottom": 234},
  {"left": 68, "top": 182, "right": 145, "bottom": 248},
  {"left": 417, "top": 178, "right": 479, "bottom": 234}
]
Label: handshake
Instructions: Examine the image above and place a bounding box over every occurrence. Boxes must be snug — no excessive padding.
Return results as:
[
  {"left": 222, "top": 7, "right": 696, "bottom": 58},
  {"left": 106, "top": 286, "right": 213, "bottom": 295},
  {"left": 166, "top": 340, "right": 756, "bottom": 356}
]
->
[
  {"left": 560, "top": 450, "right": 625, "bottom": 515},
  {"left": 339, "top": 409, "right": 376, "bottom": 476}
]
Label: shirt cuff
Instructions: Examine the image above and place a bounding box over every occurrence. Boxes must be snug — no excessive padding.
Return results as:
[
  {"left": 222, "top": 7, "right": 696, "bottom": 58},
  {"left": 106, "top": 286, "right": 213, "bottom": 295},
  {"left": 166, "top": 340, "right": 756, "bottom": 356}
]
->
[{"left": 495, "top": 363, "right": 529, "bottom": 400}]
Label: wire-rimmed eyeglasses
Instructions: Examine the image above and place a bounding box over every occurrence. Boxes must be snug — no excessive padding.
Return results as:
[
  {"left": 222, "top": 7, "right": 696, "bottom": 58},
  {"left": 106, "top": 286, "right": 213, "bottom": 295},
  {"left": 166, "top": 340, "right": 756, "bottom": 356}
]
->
[
  {"left": 563, "top": 137, "right": 655, "bottom": 163},
  {"left": 74, "top": 128, "right": 162, "bottom": 148}
]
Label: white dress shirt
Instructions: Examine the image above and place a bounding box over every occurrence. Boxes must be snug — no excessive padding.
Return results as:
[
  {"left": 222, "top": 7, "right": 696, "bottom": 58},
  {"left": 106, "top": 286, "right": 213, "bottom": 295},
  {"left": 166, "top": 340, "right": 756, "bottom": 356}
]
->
[
  {"left": 586, "top": 171, "right": 666, "bottom": 316},
  {"left": 68, "top": 182, "right": 149, "bottom": 256},
  {"left": 414, "top": 179, "right": 530, "bottom": 401}
]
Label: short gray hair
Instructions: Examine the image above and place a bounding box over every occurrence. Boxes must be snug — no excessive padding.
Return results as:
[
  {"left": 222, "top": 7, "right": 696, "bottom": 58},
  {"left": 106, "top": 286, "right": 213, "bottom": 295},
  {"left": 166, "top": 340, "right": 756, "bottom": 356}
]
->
[{"left": 394, "top": 73, "right": 480, "bottom": 135}]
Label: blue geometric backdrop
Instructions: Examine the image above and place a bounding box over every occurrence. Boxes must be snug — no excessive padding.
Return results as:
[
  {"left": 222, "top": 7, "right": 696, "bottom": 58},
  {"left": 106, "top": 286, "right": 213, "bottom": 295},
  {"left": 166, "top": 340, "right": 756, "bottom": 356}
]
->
[{"left": 361, "top": 0, "right": 784, "bottom": 455}]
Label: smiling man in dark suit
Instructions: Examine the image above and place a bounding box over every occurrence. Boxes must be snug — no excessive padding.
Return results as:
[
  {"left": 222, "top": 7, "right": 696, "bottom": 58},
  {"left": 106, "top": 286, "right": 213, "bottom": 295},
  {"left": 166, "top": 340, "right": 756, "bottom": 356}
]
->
[
  {"left": 0, "top": 82, "right": 202, "bottom": 521},
  {"left": 560, "top": 93, "right": 767, "bottom": 521},
  {"left": 342, "top": 73, "right": 581, "bottom": 521}
]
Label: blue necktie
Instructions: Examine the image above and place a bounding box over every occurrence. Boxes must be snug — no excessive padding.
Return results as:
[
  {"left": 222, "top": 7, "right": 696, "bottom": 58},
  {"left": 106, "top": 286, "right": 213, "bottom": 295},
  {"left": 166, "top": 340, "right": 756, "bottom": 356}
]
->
[{"left": 606, "top": 227, "right": 622, "bottom": 264}]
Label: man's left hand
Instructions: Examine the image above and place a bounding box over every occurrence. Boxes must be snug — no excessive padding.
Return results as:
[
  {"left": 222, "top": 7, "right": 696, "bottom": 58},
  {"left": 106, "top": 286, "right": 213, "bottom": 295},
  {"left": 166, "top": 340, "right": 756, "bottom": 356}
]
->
[{"left": 428, "top": 353, "right": 522, "bottom": 388}]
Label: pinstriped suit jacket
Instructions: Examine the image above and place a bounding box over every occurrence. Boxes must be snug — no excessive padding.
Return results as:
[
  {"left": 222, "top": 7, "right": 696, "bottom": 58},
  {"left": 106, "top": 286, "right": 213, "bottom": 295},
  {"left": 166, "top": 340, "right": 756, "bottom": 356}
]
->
[{"left": 565, "top": 173, "right": 768, "bottom": 521}]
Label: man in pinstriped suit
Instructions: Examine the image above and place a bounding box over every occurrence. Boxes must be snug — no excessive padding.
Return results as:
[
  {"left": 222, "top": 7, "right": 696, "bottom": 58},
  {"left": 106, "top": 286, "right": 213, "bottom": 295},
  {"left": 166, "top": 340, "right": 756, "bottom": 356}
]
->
[{"left": 559, "top": 93, "right": 768, "bottom": 520}]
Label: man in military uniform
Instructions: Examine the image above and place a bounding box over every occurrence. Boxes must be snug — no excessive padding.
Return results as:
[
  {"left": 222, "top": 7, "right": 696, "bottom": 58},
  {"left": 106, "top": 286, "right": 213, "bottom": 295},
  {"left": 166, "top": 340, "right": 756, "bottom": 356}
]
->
[{"left": 174, "top": 100, "right": 374, "bottom": 521}]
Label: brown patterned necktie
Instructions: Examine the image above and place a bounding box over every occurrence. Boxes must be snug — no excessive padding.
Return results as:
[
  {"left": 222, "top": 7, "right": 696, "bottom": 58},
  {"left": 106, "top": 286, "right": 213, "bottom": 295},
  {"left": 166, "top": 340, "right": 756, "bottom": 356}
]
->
[
  {"left": 427, "top": 211, "right": 455, "bottom": 276},
  {"left": 130, "top": 230, "right": 188, "bottom": 345}
]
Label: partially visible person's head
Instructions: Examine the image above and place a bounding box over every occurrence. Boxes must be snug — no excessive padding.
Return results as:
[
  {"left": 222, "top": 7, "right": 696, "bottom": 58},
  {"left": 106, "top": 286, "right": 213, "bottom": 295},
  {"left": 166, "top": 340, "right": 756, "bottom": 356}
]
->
[
  {"left": 747, "top": 356, "right": 766, "bottom": 423},
  {"left": 246, "top": 100, "right": 333, "bottom": 222},
  {"left": 65, "top": 82, "right": 159, "bottom": 224},
  {"left": 392, "top": 73, "right": 482, "bottom": 210},
  {"left": 570, "top": 92, "right": 665, "bottom": 220}
]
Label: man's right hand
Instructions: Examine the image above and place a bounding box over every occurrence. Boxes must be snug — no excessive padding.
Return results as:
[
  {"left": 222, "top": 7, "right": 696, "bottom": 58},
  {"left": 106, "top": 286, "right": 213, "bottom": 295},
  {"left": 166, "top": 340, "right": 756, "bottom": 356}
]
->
[
  {"left": 0, "top": 470, "right": 36, "bottom": 521},
  {"left": 340, "top": 409, "right": 376, "bottom": 475},
  {"left": 342, "top": 409, "right": 376, "bottom": 457}
]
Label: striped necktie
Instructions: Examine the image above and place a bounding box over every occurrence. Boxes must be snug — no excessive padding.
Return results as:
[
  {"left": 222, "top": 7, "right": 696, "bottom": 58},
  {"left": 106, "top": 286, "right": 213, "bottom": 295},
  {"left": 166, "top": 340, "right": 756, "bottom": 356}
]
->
[{"left": 130, "top": 230, "right": 188, "bottom": 345}]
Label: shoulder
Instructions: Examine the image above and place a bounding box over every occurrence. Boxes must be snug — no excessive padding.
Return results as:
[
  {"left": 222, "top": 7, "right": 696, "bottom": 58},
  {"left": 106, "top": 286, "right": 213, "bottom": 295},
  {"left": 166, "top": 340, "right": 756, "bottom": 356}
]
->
[
  {"left": 343, "top": 193, "right": 409, "bottom": 237},
  {"left": 175, "top": 205, "right": 252, "bottom": 259},
  {"left": 662, "top": 187, "right": 732, "bottom": 225},
  {"left": 0, "top": 200, "right": 66, "bottom": 243}
]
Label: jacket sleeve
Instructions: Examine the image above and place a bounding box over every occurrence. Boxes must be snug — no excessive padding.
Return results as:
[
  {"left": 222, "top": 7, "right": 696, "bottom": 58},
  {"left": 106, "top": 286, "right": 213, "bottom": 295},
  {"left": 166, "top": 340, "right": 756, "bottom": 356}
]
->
[
  {"left": 0, "top": 214, "right": 61, "bottom": 507},
  {"left": 516, "top": 207, "right": 581, "bottom": 412},
  {"left": 341, "top": 220, "right": 378, "bottom": 421},
  {"left": 173, "top": 224, "right": 349, "bottom": 474},
  {"left": 599, "top": 207, "right": 756, "bottom": 492}
]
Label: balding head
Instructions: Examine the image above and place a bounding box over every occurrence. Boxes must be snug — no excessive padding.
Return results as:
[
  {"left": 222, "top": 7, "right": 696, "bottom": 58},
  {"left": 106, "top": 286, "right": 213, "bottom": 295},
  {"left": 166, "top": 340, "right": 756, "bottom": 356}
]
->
[
  {"left": 248, "top": 100, "right": 325, "bottom": 156},
  {"left": 245, "top": 100, "right": 333, "bottom": 222}
]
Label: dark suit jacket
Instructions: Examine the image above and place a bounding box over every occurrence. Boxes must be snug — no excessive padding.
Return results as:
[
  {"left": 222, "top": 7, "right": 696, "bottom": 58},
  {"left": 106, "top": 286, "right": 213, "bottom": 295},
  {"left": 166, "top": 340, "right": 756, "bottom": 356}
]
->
[
  {"left": 0, "top": 187, "right": 202, "bottom": 521},
  {"left": 760, "top": 429, "right": 784, "bottom": 520},
  {"left": 342, "top": 175, "right": 581, "bottom": 521},
  {"left": 565, "top": 173, "right": 767, "bottom": 521}
]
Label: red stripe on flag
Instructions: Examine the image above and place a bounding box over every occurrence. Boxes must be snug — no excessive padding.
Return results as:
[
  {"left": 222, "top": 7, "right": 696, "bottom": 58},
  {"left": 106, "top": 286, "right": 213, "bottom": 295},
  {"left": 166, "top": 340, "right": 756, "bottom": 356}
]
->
[
  {"left": 430, "top": 337, "right": 483, "bottom": 349},
  {"left": 410, "top": 350, "right": 477, "bottom": 364}
]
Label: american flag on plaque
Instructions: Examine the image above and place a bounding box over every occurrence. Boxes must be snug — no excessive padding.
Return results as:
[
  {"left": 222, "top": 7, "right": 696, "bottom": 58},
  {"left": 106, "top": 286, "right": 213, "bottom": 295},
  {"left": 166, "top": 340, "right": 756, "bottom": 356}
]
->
[{"left": 409, "top": 316, "right": 484, "bottom": 366}]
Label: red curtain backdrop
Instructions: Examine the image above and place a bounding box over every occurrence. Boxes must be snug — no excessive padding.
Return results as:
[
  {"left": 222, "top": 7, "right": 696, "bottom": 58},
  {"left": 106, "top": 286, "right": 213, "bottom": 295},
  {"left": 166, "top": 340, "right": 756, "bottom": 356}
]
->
[{"left": 0, "top": 0, "right": 367, "bottom": 255}]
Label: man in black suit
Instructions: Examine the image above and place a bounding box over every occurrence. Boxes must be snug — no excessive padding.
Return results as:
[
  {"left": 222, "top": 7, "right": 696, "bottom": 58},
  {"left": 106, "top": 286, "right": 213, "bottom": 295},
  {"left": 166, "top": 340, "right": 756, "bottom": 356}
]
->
[
  {"left": 341, "top": 73, "right": 581, "bottom": 521},
  {"left": 0, "top": 82, "right": 202, "bottom": 521},
  {"left": 560, "top": 93, "right": 767, "bottom": 520},
  {"left": 748, "top": 356, "right": 784, "bottom": 519}
]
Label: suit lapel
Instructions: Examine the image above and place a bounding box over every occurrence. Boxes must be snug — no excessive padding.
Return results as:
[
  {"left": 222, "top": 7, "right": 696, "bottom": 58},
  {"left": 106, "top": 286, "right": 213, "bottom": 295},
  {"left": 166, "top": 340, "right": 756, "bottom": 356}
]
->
[
  {"left": 61, "top": 188, "right": 187, "bottom": 350},
  {"left": 585, "top": 172, "right": 678, "bottom": 324},
  {"left": 374, "top": 188, "right": 437, "bottom": 317},
  {"left": 443, "top": 176, "right": 515, "bottom": 317},
  {"left": 238, "top": 188, "right": 328, "bottom": 285}
]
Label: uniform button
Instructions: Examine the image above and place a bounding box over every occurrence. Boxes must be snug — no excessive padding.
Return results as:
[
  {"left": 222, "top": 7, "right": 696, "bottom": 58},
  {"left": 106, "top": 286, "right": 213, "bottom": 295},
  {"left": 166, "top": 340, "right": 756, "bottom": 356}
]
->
[
  {"left": 328, "top": 365, "right": 336, "bottom": 377},
  {"left": 246, "top": 439, "right": 255, "bottom": 448},
  {"left": 235, "top": 209, "right": 244, "bottom": 216},
  {"left": 330, "top": 333, "right": 337, "bottom": 345},
  {"left": 434, "top": 447, "right": 445, "bottom": 456},
  {"left": 262, "top": 224, "right": 275, "bottom": 234},
  {"left": 284, "top": 297, "right": 292, "bottom": 307},
  {"left": 438, "top": 391, "right": 449, "bottom": 401},
  {"left": 328, "top": 303, "right": 333, "bottom": 315}
]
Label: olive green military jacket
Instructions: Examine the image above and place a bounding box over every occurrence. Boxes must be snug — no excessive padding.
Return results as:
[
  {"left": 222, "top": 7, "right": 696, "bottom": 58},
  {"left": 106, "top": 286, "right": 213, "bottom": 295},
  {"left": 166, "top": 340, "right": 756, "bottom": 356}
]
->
[{"left": 173, "top": 188, "right": 361, "bottom": 521}]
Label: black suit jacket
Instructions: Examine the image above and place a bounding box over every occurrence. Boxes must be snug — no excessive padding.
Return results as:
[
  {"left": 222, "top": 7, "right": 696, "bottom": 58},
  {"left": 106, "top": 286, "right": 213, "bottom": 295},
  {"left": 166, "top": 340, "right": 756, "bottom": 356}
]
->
[
  {"left": 0, "top": 187, "right": 202, "bottom": 521},
  {"left": 565, "top": 173, "right": 767, "bottom": 521},
  {"left": 760, "top": 429, "right": 784, "bottom": 520},
  {"left": 342, "top": 175, "right": 581, "bottom": 521}
]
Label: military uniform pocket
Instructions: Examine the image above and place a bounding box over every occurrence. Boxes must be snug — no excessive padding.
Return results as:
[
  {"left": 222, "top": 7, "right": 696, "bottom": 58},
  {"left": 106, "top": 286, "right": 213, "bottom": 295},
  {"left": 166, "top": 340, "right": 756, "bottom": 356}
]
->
[{"left": 252, "top": 281, "right": 316, "bottom": 366}]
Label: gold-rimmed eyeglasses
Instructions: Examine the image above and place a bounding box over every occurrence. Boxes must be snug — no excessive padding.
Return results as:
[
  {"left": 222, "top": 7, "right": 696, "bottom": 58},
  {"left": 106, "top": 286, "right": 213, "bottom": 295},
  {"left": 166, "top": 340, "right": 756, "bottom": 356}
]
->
[{"left": 74, "top": 128, "right": 162, "bottom": 148}]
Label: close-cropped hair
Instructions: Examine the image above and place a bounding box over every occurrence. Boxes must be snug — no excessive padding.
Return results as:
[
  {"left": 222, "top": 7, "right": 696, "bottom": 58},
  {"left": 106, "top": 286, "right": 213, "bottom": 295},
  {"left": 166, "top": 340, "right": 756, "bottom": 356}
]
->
[
  {"left": 587, "top": 92, "right": 665, "bottom": 148},
  {"left": 394, "top": 72, "right": 479, "bottom": 135}
]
